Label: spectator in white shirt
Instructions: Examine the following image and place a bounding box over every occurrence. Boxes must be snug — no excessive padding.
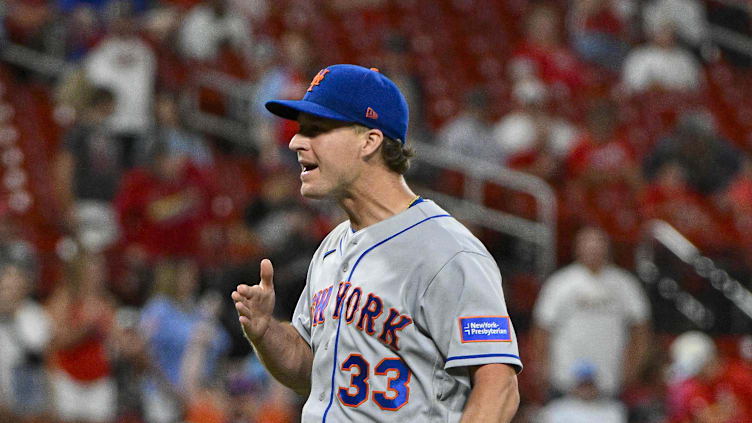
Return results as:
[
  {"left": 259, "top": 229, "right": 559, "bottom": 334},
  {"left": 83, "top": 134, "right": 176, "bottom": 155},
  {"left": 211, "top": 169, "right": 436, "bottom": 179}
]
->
[
  {"left": 643, "top": 0, "right": 708, "bottom": 50},
  {"left": 531, "top": 226, "right": 651, "bottom": 398},
  {"left": 436, "top": 88, "right": 504, "bottom": 164},
  {"left": 177, "top": 0, "right": 252, "bottom": 62},
  {"left": 622, "top": 22, "right": 702, "bottom": 94},
  {"left": 492, "top": 78, "right": 577, "bottom": 167},
  {"left": 85, "top": 9, "right": 156, "bottom": 167}
]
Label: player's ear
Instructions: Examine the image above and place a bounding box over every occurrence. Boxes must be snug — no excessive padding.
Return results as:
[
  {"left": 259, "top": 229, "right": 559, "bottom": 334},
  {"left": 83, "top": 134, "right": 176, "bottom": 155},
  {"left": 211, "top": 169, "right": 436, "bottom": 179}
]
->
[{"left": 360, "top": 128, "right": 384, "bottom": 159}]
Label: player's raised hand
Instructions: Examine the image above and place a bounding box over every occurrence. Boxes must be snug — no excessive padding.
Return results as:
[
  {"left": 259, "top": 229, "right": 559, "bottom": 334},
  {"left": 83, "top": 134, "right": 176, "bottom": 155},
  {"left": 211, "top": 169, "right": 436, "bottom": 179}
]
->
[{"left": 232, "top": 259, "right": 276, "bottom": 343}]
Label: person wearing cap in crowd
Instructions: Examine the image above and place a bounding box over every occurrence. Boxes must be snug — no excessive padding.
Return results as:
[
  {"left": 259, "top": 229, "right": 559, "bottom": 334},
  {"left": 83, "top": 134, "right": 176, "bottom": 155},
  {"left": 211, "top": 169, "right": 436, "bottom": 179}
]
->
[
  {"left": 231, "top": 64, "right": 522, "bottom": 422},
  {"left": 539, "top": 361, "right": 628, "bottom": 423},
  {"left": 667, "top": 331, "right": 752, "bottom": 423}
]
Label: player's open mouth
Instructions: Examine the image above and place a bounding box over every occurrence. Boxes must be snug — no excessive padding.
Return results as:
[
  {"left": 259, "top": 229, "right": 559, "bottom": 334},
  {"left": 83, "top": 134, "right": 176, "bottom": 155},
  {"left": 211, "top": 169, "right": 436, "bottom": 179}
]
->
[{"left": 300, "top": 160, "right": 319, "bottom": 176}]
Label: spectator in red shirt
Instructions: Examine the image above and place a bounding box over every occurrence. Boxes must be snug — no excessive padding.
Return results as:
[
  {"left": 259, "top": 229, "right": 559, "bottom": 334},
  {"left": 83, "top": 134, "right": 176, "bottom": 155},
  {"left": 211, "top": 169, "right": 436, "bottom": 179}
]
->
[
  {"left": 722, "top": 157, "right": 752, "bottom": 261},
  {"left": 113, "top": 139, "right": 221, "bottom": 264},
  {"left": 640, "top": 161, "right": 734, "bottom": 252},
  {"left": 47, "top": 251, "right": 118, "bottom": 423},
  {"left": 511, "top": 4, "right": 587, "bottom": 97},
  {"left": 668, "top": 331, "right": 752, "bottom": 423},
  {"left": 565, "top": 99, "right": 643, "bottom": 245}
]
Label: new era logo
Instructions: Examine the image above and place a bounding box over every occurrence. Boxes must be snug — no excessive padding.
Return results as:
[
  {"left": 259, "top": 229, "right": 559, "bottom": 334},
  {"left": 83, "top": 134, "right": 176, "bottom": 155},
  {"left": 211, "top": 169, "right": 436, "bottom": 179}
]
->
[{"left": 365, "top": 107, "right": 379, "bottom": 119}]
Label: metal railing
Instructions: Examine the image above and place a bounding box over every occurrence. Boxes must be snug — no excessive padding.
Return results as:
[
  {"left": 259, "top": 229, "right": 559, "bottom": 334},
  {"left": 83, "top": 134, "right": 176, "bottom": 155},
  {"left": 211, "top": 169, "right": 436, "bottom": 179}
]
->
[
  {"left": 710, "top": 24, "right": 752, "bottom": 58},
  {"left": 0, "top": 43, "right": 72, "bottom": 77},
  {"left": 182, "top": 70, "right": 256, "bottom": 147},
  {"left": 411, "top": 141, "right": 557, "bottom": 278},
  {"left": 635, "top": 220, "right": 752, "bottom": 330}
]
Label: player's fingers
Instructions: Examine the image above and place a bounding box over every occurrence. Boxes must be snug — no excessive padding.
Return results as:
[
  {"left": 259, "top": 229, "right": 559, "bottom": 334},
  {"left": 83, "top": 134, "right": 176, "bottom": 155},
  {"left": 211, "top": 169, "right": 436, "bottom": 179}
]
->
[
  {"left": 259, "top": 258, "right": 274, "bottom": 290},
  {"left": 234, "top": 298, "right": 253, "bottom": 317},
  {"left": 236, "top": 284, "right": 260, "bottom": 298},
  {"left": 238, "top": 315, "right": 254, "bottom": 338}
]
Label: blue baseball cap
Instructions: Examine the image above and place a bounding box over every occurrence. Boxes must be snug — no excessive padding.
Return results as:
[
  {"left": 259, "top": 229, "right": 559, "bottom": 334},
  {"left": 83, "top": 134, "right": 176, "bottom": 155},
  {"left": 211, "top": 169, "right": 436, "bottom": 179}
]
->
[{"left": 265, "top": 64, "right": 409, "bottom": 143}]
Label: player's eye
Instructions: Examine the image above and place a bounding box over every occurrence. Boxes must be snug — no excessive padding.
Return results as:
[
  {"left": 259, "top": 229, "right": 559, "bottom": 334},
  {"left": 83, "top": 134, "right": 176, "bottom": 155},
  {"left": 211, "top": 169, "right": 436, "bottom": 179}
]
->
[{"left": 299, "top": 125, "right": 326, "bottom": 137}]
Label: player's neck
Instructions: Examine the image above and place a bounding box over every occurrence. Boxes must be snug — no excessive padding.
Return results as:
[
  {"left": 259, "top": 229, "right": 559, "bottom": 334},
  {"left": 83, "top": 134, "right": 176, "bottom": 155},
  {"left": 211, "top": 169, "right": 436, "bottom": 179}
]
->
[{"left": 339, "top": 173, "right": 416, "bottom": 232}]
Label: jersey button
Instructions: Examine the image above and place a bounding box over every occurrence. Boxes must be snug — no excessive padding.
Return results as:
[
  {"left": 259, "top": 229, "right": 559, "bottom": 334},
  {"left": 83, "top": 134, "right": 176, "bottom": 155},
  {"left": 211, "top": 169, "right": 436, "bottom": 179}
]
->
[
  {"left": 319, "top": 392, "right": 326, "bottom": 401},
  {"left": 342, "top": 262, "right": 348, "bottom": 272}
]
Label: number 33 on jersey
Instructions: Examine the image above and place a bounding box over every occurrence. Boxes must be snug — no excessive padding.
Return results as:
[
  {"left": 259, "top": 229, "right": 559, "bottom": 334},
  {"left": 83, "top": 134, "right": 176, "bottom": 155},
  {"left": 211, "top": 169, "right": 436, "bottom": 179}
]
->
[{"left": 292, "top": 201, "right": 522, "bottom": 422}]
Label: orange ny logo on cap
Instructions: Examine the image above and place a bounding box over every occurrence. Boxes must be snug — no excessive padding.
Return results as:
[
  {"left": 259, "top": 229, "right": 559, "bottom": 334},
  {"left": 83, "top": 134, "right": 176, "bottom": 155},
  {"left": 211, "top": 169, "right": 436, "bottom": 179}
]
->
[{"left": 307, "top": 69, "right": 330, "bottom": 92}]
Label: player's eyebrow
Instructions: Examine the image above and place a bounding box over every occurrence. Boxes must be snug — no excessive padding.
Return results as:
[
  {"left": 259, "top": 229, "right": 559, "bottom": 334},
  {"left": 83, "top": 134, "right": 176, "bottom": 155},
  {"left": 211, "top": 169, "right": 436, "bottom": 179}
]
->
[
  {"left": 297, "top": 115, "right": 352, "bottom": 135},
  {"left": 297, "top": 123, "right": 328, "bottom": 137}
]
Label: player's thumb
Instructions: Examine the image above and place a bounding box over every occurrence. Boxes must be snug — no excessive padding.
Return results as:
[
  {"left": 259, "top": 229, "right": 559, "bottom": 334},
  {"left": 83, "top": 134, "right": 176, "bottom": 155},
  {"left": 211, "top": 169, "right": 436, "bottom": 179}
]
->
[{"left": 259, "top": 258, "right": 274, "bottom": 290}]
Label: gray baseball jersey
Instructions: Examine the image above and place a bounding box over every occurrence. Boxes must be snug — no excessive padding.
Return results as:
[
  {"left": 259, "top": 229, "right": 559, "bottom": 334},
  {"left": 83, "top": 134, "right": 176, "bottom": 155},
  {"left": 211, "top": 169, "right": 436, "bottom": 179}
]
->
[{"left": 292, "top": 199, "right": 522, "bottom": 422}]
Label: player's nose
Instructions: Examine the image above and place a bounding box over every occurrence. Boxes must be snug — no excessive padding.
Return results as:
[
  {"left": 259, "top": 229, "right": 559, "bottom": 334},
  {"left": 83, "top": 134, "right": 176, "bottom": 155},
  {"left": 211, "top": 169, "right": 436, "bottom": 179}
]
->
[{"left": 289, "top": 133, "right": 309, "bottom": 152}]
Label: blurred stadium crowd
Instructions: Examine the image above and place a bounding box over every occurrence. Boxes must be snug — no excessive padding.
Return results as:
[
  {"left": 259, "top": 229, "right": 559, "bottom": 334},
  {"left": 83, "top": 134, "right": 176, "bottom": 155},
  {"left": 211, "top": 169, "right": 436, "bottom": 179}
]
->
[{"left": 1, "top": 0, "right": 752, "bottom": 422}]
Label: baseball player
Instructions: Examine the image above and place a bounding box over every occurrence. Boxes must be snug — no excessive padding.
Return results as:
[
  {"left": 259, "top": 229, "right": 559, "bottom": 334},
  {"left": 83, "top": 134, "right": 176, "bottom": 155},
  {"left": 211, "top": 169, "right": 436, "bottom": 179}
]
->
[{"left": 231, "top": 64, "right": 522, "bottom": 422}]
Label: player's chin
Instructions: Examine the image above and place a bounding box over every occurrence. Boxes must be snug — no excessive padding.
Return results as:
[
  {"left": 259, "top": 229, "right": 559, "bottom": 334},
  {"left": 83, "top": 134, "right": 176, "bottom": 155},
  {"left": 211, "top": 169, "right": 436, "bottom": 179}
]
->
[{"left": 299, "top": 184, "right": 328, "bottom": 200}]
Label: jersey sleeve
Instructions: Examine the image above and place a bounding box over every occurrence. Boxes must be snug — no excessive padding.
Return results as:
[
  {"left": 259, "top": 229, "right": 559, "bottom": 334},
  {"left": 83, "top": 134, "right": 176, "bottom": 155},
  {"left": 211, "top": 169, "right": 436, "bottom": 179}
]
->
[
  {"left": 291, "top": 285, "right": 312, "bottom": 346},
  {"left": 419, "top": 251, "right": 522, "bottom": 373},
  {"left": 291, "top": 262, "right": 314, "bottom": 347}
]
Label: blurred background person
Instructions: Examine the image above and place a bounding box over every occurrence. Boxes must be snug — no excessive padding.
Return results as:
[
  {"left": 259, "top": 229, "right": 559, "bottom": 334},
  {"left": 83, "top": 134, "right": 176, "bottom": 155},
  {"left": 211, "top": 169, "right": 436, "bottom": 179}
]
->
[
  {"left": 250, "top": 32, "right": 315, "bottom": 165},
  {"left": 53, "top": 84, "right": 122, "bottom": 254},
  {"left": 722, "top": 156, "right": 752, "bottom": 264},
  {"left": 437, "top": 87, "right": 503, "bottom": 164},
  {"left": 113, "top": 138, "right": 221, "bottom": 265},
  {"left": 568, "top": 0, "right": 631, "bottom": 71},
  {"left": 643, "top": 0, "right": 711, "bottom": 60},
  {"left": 54, "top": 86, "right": 117, "bottom": 212},
  {"left": 494, "top": 77, "right": 577, "bottom": 182},
  {"left": 511, "top": 3, "right": 587, "bottom": 97},
  {"left": 563, "top": 97, "right": 643, "bottom": 255},
  {"left": 667, "top": 331, "right": 752, "bottom": 423},
  {"left": 139, "top": 257, "right": 230, "bottom": 423},
  {"left": 0, "top": 259, "right": 51, "bottom": 422},
  {"left": 177, "top": 0, "right": 252, "bottom": 63},
  {"left": 531, "top": 227, "right": 651, "bottom": 400},
  {"left": 47, "top": 251, "right": 118, "bottom": 423},
  {"left": 84, "top": 2, "right": 156, "bottom": 169},
  {"left": 622, "top": 21, "right": 702, "bottom": 94},
  {"left": 145, "top": 90, "right": 213, "bottom": 169},
  {"left": 539, "top": 361, "right": 627, "bottom": 423},
  {"left": 644, "top": 110, "right": 741, "bottom": 198},
  {"left": 109, "top": 306, "right": 150, "bottom": 423},
  {"left": 639, "top": 160, "right": 734, "bottom": 254}
]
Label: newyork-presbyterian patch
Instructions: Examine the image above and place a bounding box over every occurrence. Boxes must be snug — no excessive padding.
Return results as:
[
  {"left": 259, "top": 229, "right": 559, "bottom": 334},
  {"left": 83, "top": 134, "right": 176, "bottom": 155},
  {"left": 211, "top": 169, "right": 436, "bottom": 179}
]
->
[{"left": 459, "top": 316, "right": 512, "bottom": 343}]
